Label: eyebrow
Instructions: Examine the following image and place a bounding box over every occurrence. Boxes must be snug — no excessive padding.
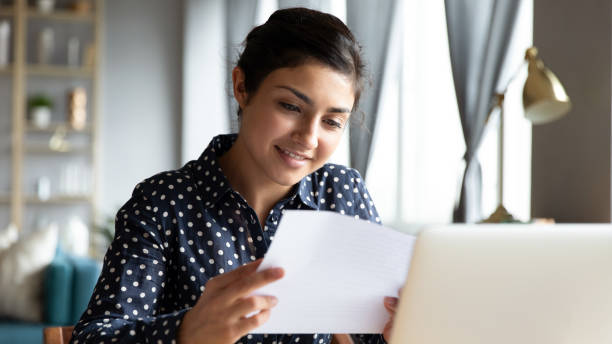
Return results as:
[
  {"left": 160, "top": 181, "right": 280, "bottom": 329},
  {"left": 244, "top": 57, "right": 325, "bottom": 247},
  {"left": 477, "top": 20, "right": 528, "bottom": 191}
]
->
[{"left": 275, "top": 85, "right": 351, "bottom": 114}]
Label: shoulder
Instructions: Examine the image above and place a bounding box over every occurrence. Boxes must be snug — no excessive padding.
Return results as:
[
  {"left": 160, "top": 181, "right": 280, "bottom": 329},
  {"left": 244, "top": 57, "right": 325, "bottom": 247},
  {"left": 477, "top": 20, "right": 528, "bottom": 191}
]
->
[
  {"left": 311, "top": 163, "right": 381, "bottom": 224},
  {"left": 311, "top": 163, "right": 363, "bottom": 184},
  {"left": 133, "top": 166, "right": 191, "bottom": 197},
  {"left": 126, "top": 162, "right": 200, "bottom": 219}
]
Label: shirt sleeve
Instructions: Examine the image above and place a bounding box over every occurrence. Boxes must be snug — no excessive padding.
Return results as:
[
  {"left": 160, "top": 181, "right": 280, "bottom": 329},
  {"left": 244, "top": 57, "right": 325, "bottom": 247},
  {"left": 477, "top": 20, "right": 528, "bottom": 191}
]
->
[
  {"left": 348, "top": 168, "right": 381, "bottom": 224},
  {"left": 70, "top": 181, "right": 188, "bottom": 344}
]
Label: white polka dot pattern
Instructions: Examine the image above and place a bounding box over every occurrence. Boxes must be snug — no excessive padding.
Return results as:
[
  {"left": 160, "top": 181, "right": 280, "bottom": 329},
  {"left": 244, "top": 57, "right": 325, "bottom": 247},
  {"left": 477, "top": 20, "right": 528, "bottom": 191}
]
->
[{"left": 70, "top": 134, "right": 386, "bottom": 344}]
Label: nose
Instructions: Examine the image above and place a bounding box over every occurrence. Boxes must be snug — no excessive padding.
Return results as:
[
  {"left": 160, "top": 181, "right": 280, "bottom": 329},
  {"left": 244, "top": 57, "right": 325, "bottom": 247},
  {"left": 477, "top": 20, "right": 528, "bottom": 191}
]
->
[{"left": 292, "top": 116, "right": 318, "bottom": 150}]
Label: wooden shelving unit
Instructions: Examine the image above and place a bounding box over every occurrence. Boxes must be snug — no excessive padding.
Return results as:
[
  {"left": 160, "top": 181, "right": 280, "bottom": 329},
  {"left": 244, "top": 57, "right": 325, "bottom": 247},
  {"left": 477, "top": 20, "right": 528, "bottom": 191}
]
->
[
  {"left": 26, "top": 123, "right": 92, "bottom": 133},
  {"left": 0, "top": 6, "right": 13, "bottom": 16},
  {"left": 3, "top": 0, "right": 103, "bottom": 233},
  {"left": 24, "top": 145, "right": 90, "bottom": 154},
  {"left": 27, "top": 8, "right": 93, "bottom": 22},
  {"left": 26, "top": 194, "right": 92, "bottom": 204},
  {"left": 27, "top": 64, "right": 94, "bottom": 78},
  {"left": 0, "top": 65, "right": 11, "bottom": 75}
]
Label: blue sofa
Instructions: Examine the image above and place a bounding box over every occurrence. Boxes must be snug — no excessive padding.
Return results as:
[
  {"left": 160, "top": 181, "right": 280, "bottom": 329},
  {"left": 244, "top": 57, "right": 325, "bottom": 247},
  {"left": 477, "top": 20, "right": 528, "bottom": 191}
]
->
[{"left": 0, "top": 249, "right": 101, "bottom": 344}]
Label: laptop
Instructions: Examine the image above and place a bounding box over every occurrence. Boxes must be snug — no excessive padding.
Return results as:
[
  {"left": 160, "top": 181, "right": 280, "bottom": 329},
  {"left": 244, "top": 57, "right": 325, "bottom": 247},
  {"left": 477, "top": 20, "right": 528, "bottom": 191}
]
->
[{"left": 389, "top": 224, "right": 612, "bottom": 344}]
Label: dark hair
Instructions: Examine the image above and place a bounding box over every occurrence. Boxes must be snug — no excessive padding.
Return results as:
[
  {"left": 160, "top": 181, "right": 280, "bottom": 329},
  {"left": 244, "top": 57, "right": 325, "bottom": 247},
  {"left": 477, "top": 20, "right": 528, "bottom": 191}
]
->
[{"left": 236, "top": 7, "right": 366, "bottom": 116}]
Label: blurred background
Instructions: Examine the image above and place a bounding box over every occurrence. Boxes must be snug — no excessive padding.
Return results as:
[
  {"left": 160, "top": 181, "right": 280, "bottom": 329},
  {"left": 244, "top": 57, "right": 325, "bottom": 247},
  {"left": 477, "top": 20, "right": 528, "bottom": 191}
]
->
[
  {"left": 0, "top": 0, "right": 609, "bottom": 339},
  {"left": 0, "top": 0, "right": 609, "bottom": 249}
]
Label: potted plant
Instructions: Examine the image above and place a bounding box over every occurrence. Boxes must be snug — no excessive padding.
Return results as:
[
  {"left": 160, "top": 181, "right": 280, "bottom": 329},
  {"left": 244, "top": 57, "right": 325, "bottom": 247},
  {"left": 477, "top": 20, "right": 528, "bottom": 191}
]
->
[
  {"left": 28, "top": 94, "right": 53, "bottom": 129},
  {"left": 92, "top": 213, "right": 116, "bottom": 259}
]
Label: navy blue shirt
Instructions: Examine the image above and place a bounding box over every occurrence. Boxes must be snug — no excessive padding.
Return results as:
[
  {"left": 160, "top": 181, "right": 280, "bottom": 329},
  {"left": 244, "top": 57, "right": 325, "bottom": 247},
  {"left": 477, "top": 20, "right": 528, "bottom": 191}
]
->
[{"left": 71, "top": 134, "right": 386, "bottom": 344}]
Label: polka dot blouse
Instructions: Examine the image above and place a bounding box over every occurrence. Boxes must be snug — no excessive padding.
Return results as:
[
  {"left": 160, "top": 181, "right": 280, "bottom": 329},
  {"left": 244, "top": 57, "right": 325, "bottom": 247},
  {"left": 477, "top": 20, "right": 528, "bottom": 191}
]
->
[{"left": 70, "top": 134, "right": 387, "bottom": 344}]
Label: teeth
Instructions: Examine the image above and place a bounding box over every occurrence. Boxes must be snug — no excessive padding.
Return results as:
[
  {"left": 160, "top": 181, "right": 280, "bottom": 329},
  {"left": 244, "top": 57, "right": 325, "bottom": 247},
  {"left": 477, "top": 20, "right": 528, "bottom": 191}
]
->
[{"left": 282, "top": 148, "right": 305, "bottom": 160}]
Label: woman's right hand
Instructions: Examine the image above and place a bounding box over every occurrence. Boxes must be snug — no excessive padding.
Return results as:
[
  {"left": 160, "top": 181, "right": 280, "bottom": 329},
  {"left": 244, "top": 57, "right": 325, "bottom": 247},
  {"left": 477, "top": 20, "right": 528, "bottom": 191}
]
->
[{"left": 177, "top": 259, "right": 284, "bottom": 344}]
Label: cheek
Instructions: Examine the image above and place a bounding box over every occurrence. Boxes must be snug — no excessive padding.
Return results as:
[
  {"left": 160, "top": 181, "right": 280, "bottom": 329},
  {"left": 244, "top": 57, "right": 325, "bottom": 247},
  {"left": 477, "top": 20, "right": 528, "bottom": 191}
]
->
[
  {"left": 317, "top": 132, "right": 344, "bottom": 159},
  {"left": 243, "top": 105, "right": 286, "bottom": 138}
]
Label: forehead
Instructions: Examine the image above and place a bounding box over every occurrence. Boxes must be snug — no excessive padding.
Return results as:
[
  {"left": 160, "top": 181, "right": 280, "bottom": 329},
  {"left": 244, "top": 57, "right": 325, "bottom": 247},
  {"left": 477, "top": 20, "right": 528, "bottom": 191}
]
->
[{"left": 259, "top": 62, "right": 356, "bottom": 105}]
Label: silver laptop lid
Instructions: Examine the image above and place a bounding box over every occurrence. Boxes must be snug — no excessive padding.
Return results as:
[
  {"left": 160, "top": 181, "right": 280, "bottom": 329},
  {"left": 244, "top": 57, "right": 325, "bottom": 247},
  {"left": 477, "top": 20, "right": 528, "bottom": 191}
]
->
[{"left": 390, "top": 224, "right": 612, "bottom": 344}]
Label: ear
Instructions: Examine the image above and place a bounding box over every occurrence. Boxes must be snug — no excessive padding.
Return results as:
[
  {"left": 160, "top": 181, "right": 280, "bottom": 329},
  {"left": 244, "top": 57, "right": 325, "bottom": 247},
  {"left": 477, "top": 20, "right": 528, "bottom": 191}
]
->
[{"left": 232, "top": 67, "right": 248, "bottom": 109}]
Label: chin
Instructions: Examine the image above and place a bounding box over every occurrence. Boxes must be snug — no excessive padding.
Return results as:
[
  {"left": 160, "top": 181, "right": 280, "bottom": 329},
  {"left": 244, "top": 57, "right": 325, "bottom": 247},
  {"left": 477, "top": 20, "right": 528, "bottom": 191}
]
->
[
  {"left": 267, "top": 167, "right": 310, "bottom": 186},
  {"left": 271, "top": 173, "right": 305, "bottom": 187}
]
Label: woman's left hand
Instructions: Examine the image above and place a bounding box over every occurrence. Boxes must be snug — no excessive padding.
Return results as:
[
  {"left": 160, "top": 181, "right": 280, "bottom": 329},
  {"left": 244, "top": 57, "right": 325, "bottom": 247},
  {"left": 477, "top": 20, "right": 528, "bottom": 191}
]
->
[{"left": 382, "top": 296, "right": 399, "bottom": 341}]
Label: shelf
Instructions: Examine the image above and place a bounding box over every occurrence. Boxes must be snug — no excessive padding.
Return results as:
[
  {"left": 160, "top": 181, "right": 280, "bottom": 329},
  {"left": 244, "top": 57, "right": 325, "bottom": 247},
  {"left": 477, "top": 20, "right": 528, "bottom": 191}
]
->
[
  {"left": 26, "top": 123, "right": 92, "bottom": 134},
  {"left": 0, "top": 65, "right": 12, "bottom": 75},
  {"left": 26, "top": 194, "right": 92, "bottom": 204},
  {"left": 27, "top": 64, "right": 93, "bottom": 78},
  {"left": 0, "top": 6, "right": 13, "bottom": 16},
  {"left": 25, "top": 145, "right": 90, "bottom": 154},
  {"left": 27, "top": 9, "right": 94, "bottom": 22}
]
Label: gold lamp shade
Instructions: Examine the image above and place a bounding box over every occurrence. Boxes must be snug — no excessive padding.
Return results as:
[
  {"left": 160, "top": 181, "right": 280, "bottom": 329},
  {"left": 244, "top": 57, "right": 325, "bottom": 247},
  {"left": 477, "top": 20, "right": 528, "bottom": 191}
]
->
[{"left": 523, "top": 47, "right": 571, "bottom": 124}]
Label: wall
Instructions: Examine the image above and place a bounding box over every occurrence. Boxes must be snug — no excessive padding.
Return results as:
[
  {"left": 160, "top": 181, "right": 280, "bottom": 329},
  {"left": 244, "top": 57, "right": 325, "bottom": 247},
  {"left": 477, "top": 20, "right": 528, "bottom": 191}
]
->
[
  {"left": 532, "top": 0, "right": 611, "bottom": 222},
  {"left": 99, "top": 0, "right": 183, "bottom": 217}
]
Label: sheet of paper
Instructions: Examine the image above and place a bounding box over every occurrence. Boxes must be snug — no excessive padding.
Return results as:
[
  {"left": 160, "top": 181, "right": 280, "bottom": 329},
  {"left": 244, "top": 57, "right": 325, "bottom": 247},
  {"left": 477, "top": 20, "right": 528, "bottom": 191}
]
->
[{"left": 253, "top": 210, "right": 416, "bottom": 334}]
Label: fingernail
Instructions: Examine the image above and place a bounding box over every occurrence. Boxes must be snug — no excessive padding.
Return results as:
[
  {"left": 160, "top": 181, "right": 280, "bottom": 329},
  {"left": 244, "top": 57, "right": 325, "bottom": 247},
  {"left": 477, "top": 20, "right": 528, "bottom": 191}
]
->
[
  {"left": 267, "top": 268, "right": 284, "bottom": 278},
  {"left": 271, "top": 297, "right": 278, "bottom": 305},
  {"left": 385, "top": 297, "right": 398, "bottom": 306}
]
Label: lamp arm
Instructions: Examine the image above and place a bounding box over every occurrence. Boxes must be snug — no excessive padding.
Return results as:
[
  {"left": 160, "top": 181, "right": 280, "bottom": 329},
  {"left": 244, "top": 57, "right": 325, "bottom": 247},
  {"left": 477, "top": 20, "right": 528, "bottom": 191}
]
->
[
  {"left": 498, "top": 59, "right": 527, "bottom": 96},
  {"left": 484, "top": 58, "right": 527, "bottom": 127}
]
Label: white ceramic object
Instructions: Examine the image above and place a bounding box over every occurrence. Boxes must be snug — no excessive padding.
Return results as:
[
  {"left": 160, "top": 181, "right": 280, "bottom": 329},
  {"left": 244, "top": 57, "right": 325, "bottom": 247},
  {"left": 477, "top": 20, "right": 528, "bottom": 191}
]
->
[
  {"left": 61, "top": 216, "right": 89, "bottom": 257},
  {"left": 30, "top": 106, "right": 51, "bottom": 128},
  {"left": 36, "top": 177, "right": 51, "bottom": 201},
  {"left": 0, "top": 21, "right": 9, "bottom": 67},
  {"left": 67, "top": 37, "right": 80, "bottom": 66},
  {"left": 37, "top": 0, "right": 55, "bottom": 13},
  {"left": 37, "top": 28, "right": 54, "bottom": 64}
]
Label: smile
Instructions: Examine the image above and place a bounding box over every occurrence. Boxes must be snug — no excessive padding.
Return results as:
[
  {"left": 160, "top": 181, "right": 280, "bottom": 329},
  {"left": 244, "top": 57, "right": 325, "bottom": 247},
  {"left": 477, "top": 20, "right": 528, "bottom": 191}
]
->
[{"left": 275, "top": 146, "right": 311, "bottom": 163}]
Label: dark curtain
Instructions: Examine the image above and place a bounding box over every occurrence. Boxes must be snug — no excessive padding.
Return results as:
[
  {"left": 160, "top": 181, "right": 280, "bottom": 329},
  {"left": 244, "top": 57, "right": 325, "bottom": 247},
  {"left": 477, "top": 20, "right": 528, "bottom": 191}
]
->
[
  {"left": 445, "top": 0, "right": 521, "bottom": 222},
  {"left": 225, "top": 0, "right": 259, "bottom": 132},
  {"left": 346, "top": 0, "right": 398, "bottom": 179}
]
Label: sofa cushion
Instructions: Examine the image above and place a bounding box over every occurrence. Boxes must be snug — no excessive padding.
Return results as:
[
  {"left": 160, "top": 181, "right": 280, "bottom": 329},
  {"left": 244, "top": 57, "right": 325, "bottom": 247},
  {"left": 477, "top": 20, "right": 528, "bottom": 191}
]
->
[
  {"left": 44, "top": 248, "right": 74, "bottom": 325},
  {"left": 0, "top": 223, "right": 18, "bottom": 252},
  {"left": 69, "top": 255, "right": 101, "bottom": 324},
  {"left": 0, "top": 225, "right": 58, "bottom": 322},
  {"left": 0, "top": 321, "right": 45, "bottom": 344}
]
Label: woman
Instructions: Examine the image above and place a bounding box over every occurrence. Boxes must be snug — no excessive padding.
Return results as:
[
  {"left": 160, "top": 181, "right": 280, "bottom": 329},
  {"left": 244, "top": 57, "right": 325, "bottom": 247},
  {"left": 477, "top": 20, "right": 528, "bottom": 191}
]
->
[{"left": 71, "top": 7, "right": 398, "bottom": 344}]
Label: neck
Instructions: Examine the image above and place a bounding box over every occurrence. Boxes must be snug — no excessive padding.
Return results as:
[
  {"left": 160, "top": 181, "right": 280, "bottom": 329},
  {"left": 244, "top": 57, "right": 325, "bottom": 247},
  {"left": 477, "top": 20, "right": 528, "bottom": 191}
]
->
[{"left": 218, "top": 135, "right": 293, "bottom": 225}]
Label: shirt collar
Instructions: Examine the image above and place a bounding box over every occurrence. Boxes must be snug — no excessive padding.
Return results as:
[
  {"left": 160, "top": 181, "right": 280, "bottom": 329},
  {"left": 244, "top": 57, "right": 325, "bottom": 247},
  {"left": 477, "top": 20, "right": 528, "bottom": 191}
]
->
[
  {"left": 192, "top": 134, "right": 236, "bottom": 209},
  {"left": 192, "top": 134, "right": 318, "bottom": 210},
  {"left": 295, "top": 175, "right": 318, "bottom": 209}
]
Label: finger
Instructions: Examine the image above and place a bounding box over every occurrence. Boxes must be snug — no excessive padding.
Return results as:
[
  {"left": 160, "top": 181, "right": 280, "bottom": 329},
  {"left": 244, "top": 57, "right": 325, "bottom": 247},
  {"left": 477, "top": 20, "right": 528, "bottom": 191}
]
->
[
  {"left": 383, "top": 320, "right": 393, "bottom": 342},
  {"left": 384, "top": 297, "right": 398, "bottom": 313},
  {"left": 224, "top": 267, "right": 285, "bottom": 302},
  {"left": 235, "top": 309, "right": 271, "bottom": 334},
  {"left": 228, "top": 295, "right": 278, "bottom": 319},
  {"left": 207, "top": 259, "right": 263, "bottom": 291}
]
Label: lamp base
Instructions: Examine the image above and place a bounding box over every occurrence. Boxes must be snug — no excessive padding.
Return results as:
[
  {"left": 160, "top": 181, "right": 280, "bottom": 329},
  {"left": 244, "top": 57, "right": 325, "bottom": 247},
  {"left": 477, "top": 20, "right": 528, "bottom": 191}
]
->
[{"left": 481, "top": 204, "right": 520, "bottom": 223}]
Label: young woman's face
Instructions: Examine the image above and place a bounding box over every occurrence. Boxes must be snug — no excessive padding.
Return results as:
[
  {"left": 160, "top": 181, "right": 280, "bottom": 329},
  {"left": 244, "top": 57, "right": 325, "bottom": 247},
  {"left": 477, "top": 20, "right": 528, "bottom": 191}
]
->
[{"left": 234, "top": 62, "right": 355, "bottom": 187}]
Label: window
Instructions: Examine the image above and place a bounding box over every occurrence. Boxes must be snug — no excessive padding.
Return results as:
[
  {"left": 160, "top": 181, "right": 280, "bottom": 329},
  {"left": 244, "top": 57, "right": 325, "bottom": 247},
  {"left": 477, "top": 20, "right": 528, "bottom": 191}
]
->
[{"left": 366, "top": 0, "right": 533, "bottom": 228}]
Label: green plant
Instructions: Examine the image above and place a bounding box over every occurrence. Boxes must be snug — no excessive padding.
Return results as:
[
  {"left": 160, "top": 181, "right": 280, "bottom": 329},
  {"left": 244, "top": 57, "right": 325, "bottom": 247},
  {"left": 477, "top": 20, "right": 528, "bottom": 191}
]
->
[
  {"left": 27, "top": 94, "right": 54, "bottom": 109},
  {"left": 94, "top": 214, "right": 116, "bottom": 244}
]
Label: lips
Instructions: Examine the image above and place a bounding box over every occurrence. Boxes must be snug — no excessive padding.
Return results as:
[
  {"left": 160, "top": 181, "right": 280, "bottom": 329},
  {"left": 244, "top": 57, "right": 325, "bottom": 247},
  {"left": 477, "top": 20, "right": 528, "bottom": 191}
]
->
[
  {"left": 275, "top": 145, "right": 313, "bottom": 168},
  {"left": 275, "top": 146, "right": 312, "bottom": 160}
]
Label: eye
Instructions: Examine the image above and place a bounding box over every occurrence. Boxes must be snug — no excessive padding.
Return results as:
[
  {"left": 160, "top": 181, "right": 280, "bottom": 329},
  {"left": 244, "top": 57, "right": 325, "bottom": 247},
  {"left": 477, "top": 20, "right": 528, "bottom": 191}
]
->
[
  {"left": 279, "top": 102, "right": 301, "bottom": 113},
  {"left": 323, "top": 118, "right": 343, "bottom": 129}
]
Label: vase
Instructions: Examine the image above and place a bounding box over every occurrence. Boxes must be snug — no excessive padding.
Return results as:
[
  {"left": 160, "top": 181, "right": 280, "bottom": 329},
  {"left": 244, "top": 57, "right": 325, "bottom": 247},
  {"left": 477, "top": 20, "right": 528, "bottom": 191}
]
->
[
  {"left": 31, "top": 106, "right": 51, "bottom": 128},
  {"left": 37, "top": 0, "right": 55, "bottom": 13}
]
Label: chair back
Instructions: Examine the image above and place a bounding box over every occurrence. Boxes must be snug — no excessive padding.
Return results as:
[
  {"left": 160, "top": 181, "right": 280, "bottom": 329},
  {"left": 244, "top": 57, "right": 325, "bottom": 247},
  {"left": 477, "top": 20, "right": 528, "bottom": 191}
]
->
[{"left": 43, "top": 326, "right": 74, "bottom": 344}]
